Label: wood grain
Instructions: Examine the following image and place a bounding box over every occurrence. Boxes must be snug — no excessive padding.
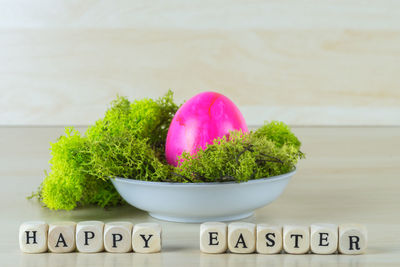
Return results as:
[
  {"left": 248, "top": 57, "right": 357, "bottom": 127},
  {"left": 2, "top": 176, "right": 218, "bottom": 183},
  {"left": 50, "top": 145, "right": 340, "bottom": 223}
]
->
[
  {"left": 0, "top": 0, "right": 399, "bottom": 125},
  {"left": 0, "top": 126, "right": 399, "bottom": 266}
]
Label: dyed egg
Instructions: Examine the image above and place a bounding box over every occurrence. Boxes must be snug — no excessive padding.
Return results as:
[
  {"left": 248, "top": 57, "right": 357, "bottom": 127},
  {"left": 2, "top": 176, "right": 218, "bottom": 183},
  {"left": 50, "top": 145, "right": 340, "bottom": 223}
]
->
[{"left": 165, "top": 92, "right": 248, "bottom": 166}]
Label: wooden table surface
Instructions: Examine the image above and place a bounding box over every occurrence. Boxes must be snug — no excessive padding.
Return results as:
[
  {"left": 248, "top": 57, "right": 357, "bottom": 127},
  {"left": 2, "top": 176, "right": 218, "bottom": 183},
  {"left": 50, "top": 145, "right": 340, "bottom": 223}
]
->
[{"left": 0, "top": 126, "right": 399, "bottom": 266}]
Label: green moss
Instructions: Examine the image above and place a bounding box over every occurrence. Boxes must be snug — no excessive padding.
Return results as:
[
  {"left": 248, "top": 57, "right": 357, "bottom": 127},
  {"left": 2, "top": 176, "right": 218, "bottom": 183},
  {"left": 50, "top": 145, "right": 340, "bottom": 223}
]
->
[
  {"left": 174, "top": 122, "right": 304, "bottom": 183},
  {"left": 85, "top": 90, "right": 178, "bottom": 180},
  {"left": 86, "top": 131, "right": 172, "bottom": 182},
  {"left": 86, "top": 91, "right": 178, "bottom": 157},
  {"left": 37, "top": 127, "right": 122, "bottom": 210},
  {"left": 33, "top": 91, "right": 178, "bottom": 210},
  {"left": 253, "top": 121, "right": 301, "bottom": 149}
]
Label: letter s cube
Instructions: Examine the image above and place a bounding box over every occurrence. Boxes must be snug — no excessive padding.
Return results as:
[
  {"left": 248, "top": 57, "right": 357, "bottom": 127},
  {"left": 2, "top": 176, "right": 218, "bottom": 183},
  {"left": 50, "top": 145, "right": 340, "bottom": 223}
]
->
[{"left": 256, "top": 224, "right": 282, "bottom": 254}]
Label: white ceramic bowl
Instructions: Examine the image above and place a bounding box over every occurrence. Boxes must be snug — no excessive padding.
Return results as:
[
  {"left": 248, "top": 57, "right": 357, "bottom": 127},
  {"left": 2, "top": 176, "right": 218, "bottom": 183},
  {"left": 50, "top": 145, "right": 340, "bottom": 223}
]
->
[{"left": 111, "top": 170, "right": 295, "bottom": 223}]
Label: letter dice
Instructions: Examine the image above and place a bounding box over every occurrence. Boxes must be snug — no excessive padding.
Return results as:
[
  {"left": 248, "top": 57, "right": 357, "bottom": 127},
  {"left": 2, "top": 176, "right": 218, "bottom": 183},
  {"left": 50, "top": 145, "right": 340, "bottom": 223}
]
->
[
  {"left": 338, "top": 224, "right": 367, "bottom": 255},
  {"left": 48, "top": 221, "right": 76, "bottom": 253},
  {"left": 104, "top": 222, "right": 133, "bottom": 253},
  {"left": 283, "top": 225, "right": 310, "bottom": 254},
  {"left": 132, "top": 223, "right": 162, "bottom": 253},
  {"left": 200, "top": 222, "right": 227, "bottom": 254},
  {"left": 310, "top": 223, "right": 338, "bottom": 254},
  {"left": 19, "top": 221, "right": 49, "bottom": 253},
  {"left": 228, "top": 222, "right": 256, "bottom": 254},
  {"left": 76, "top": 221, "right": 104, "bottom": 253},
  {"left": 256, "top": 224, "right": 282, "bottom": 254}
]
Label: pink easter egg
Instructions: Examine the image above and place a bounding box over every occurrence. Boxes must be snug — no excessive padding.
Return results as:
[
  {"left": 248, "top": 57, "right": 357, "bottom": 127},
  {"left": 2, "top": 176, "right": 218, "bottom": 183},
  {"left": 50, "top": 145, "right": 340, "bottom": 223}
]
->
[{"left": 165, "top": 92, "right": 248, "bottom": 166}]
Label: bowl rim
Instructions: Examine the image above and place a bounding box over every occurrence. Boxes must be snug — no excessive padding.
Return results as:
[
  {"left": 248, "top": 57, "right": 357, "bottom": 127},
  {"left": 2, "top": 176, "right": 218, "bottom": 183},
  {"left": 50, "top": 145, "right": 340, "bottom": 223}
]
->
[{"left": 111, "top": 169, "right": 296, "bottom": 187}]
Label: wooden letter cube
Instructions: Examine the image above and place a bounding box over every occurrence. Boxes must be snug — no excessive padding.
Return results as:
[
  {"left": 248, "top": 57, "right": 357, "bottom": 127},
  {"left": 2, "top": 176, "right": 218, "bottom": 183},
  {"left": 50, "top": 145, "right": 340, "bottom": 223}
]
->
[
  {"left": 256, "top": 224, "right": 282, "bottom": 254},
  {"left": 48, "top": 221, "right": 76, "bottom": 253},
  {"left": 228, "top": 222, "right": 256, "bottom": 254},
  {"left": 76, "top": 221, "right": 104, "bottom": 253},
  {"left": 132, "top": 223, "right": 162, "bottom": 253},
  {"left": 104, "top": 222, "right": 133, "bottom": 253},
  {"left": 19, "top": 221, "right": 49, "bottom": 253},
  {"left": 200, "top": 222, "right": 227, "bottom": 254},
  {"left": 338, "top": 224, "right": 367, "bottom": 255},
  {"left": 283, "top": 225, "right": 310, "bottom": 254},
  {"left": 310, "top": 223, "right": 338, "bottom": 254}
]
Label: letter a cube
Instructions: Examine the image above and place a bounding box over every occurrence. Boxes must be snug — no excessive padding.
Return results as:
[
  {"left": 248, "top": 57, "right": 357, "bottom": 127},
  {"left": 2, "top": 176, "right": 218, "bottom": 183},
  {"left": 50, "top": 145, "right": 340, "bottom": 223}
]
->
[
  {"left": 48, "top": 221, "right": 76, "bottom": 253},
  {"left": 228, "top": 222, "right": 256, "bottom": 254}
]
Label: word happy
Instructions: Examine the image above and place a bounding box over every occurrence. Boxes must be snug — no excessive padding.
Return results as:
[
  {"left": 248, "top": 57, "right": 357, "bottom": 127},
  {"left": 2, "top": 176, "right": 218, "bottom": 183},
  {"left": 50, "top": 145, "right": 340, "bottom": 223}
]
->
[{"left": 19, "top": 221, "right": 161, "bottom": 253}]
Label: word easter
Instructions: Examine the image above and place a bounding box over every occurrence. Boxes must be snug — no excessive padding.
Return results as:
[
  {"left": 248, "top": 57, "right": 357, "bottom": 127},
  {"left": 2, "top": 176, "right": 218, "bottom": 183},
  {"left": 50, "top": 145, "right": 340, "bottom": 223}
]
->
[
  {"left": 19, "top": 221, "right": 161, "bottom": 254},
  {"left": 200, "top": 222, "right": 367, "bottom": 255}
]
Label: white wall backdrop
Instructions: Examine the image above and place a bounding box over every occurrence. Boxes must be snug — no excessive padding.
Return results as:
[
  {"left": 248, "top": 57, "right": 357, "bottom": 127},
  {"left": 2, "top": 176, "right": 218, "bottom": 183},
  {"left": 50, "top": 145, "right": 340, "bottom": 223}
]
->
[{"left": 1, "top": 0, "right": 399, "bottom": 126}]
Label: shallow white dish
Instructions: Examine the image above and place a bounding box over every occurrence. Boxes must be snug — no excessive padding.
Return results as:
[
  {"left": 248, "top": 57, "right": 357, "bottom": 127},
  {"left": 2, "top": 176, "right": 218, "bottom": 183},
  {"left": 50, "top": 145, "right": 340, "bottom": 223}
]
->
[{"left": 111, "top": 170, "right": 295, "bottom": 223}]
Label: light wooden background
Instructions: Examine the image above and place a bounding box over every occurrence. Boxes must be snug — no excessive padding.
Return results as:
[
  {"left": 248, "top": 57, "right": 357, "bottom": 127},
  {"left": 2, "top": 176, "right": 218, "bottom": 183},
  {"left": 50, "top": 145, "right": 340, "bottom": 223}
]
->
[{"left": 1, "top": 0, "right": 399, "bottom": 126}]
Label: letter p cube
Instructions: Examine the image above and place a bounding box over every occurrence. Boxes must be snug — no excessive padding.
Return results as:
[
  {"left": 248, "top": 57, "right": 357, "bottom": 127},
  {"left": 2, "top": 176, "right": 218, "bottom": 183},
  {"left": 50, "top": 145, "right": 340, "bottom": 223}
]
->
[
  {"left": 104, "top": 222, "right": 133, "bottom": 253},
  {"left": 76, "top": 221, "right": 104, "bottom": 253}
]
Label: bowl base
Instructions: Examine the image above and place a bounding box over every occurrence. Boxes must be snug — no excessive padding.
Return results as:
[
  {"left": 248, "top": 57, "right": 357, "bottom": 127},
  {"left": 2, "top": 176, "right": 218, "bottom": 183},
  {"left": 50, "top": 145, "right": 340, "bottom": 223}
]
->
[{"left": 148, "top": 211, "right": 254, "bottom": 223}]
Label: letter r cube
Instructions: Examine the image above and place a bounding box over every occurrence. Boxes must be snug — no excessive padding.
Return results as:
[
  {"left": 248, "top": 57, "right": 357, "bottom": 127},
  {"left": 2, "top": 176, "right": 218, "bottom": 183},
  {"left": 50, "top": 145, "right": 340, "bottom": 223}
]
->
[{"left": 338, "top": 224, "right": 367, "bottom": 255}]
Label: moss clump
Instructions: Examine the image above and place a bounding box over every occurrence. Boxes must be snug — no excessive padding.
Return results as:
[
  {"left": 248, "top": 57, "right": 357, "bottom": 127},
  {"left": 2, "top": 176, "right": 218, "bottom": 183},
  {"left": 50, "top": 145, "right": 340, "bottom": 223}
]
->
[
  {"left": 36, "top": 128, "right": 122, "bottom": 210},
  {"left": 85, "top": 91, "right": 178, "bottom": 180},
  {"left": 174, "top": 123, "right": 304, "bottom": 183},
  {"left": 30, "top": 90, "right": 304, "bottom": 211},
  {"left": 86, "top": 91, "right": 178, "bottom": 157},
  {"left": 32, "top": 91, "right": 178, "bottom": 210},
  {"left": 253, "top": 121, "right": 301, "bottom": 150},
  {"left": 86, "top": 131, "right": 172, "bottom": 182}
]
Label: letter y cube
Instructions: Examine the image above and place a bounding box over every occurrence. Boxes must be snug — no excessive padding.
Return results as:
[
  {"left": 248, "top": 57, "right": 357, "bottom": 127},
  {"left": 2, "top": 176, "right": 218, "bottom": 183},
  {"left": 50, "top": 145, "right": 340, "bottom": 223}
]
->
[{"left": 132, "top": 223, "right": 161, "bottom": 253}]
